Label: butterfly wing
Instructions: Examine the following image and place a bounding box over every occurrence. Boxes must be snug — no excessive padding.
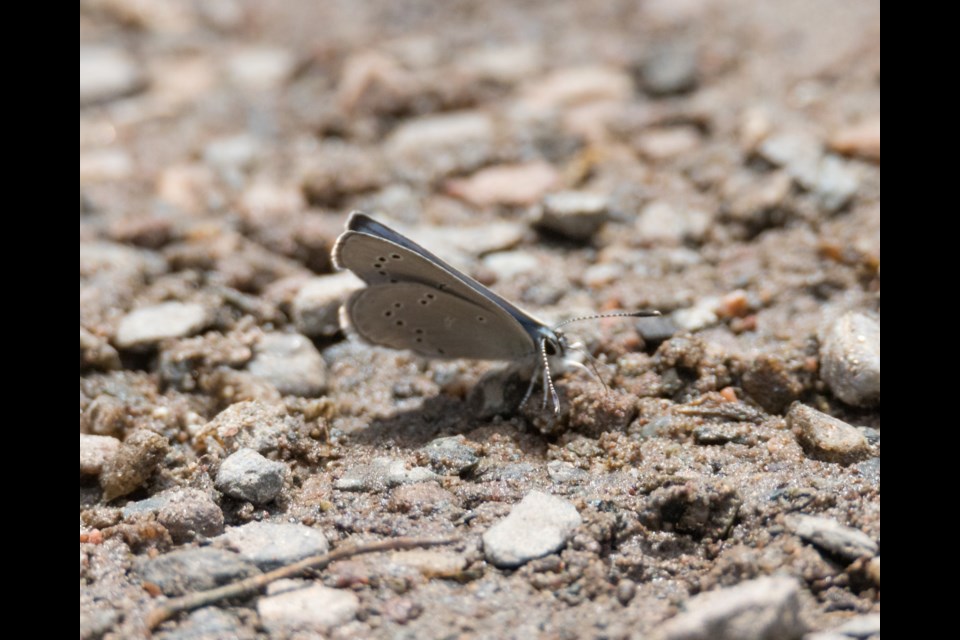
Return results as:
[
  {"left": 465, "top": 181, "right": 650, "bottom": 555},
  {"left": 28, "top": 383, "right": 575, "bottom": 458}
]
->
[
  {"left": 333, "top": 212, "right": 550, "bottom": 341},
  {"left": 342, "top": 283, "right": 535, "bottom": 360}
]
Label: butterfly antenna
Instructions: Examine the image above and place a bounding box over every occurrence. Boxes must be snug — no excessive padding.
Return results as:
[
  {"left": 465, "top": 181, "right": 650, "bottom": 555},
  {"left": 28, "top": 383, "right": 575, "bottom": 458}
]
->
[
  {"left": 540, "top": 338, "right": 560, "bottom": 414},
  {"left": 553, "top": 310, "right": 660, "bottom": 330}
]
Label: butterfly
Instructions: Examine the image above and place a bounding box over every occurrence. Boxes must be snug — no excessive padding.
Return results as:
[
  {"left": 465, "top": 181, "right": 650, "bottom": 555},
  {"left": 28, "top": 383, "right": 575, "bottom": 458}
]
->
[{"left": 333, "top": 212, "right": 659, "bottom": 413}]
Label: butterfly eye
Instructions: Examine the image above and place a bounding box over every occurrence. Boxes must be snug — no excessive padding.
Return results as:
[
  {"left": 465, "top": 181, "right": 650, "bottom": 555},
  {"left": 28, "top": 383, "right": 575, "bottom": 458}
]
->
[{"left": 543, "top": 339, "right": 559, "bottom": 356}]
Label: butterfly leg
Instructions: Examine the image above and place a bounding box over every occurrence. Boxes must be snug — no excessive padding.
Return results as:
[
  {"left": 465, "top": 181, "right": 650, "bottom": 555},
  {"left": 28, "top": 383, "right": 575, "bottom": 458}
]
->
[
  {"left": 540, "top": 339, "right": 560, "bottom": 414},
  {"left": 519, "top": 367, "right": 539, "bottom": 410}
]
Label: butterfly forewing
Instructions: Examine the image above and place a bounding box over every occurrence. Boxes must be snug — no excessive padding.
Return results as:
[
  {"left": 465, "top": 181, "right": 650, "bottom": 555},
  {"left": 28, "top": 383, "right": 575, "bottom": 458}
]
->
[{"left": 344, "top": 283, "right": 535, "bottom": 360}]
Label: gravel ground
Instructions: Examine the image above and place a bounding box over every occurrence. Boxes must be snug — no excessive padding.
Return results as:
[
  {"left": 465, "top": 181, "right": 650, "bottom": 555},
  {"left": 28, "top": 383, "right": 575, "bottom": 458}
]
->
[{"left": 80, "top": 1, "right": 880, "bottom": 638}]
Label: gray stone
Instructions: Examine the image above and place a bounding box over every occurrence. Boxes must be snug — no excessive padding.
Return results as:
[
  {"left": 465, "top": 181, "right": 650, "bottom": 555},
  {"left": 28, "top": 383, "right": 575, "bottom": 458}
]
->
[
  {"left": 203, "top": 134, "right": 261, "bottom": 171},
  {"left": 639, "top": 44, "right": 699, "bottom": 96},
  {"left": 246, "top": 332, "right": 327, "bottom": 396},
  {"left": 835, "top": 613, "right": 881, "bottom": 637},
  {"left": 653, "top": 575, "right": 804, "bottom": 640},
  {"left": 258, "top": 583, "right": 359, "bottom": 633},
  {"left": 636, "top": 315, "right": 678, "bottom": 343},
  {"left": 482, "top": 491, "right": 582, "bottom": 568},
  {"left": 100, "top": 430, "right": 170, "bottom": 501},
  {"left": 79, "top": 607, "right": 120, "bottom": 640},
  {"left": 80, "top": 434, "right": 120, "bottom": 476},
  {"left": 820, "top": 312, "right": 880, "bottom": 407},
  {"left": 637, "top": 201, "right": 711, "bottom": 245},
  {"left": 788, "top": 403, "right": 870, "bottom": 464},
  {"left": 201, "top": 400, "right": 289, "bottom": 455},
  {"left": 138, "top": 548, "right": 259, "bottom": 596},
  {"left": 420, "top": 436, "right": 480, "bottom": 476},
  {"left": 536, "top": 191, "right": 609, "bottom": 241},
  {"left": 115, "top": 302, "right": 210, "bottom": 348},
  {"left": 758, "top": 133, "right": 822, "bottom": 187},
  {"left": 215, "top": 448, "right": 287, "bottom": 504},
  {"left": 334, "top": 457, "right": 438, "bottom": 492},
  {"left": 80, "top": 46, "right": 145, "bottom": 106},
  {"left": 385, "top": 111, "right": 495, "bottom": 181},
  {"left": 216, "top": 522, "right": 329, "bottom": 570},
  {"left": 547, "top": 460, "right": 588, "bottom": 484},
  {"left": 812, "top": 155, "right": 859, "bottom": 212},
  {"left": 786, "top": 514, "right": 878, "bottom": 562},
  {"left": 121, "top": 488, "right": 224, "bottom": 541},
  {"left": 672, "top": 297, "right": 720, "bottom": 332},
  {"left": 866, "top": 556, "right": 880, "bottom": 587},
  {"left": 293, "top": 273, "right": 364, "bottom": 338},
  {"left": 482, "top": 251, "right": 539, "bottom": 282},
  {"left": 157, "top": 607, "right": 252, "bottom": 640},
  {"left": 227, "top": 46, "right": 296, "bottom": 90}
]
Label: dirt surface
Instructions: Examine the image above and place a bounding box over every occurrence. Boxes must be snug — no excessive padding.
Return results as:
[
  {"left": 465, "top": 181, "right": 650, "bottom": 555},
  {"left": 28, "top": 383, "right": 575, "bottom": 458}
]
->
[{"left": 80, "top": 1, "right": 880, "bottom": 638}]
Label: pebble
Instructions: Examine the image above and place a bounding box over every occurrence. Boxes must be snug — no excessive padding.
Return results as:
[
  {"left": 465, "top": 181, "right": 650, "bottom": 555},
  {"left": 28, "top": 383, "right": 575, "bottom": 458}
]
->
[
  {"left": 79, "top": 45, "right": 145, "bottom": 106},
  {"left": 246, "top": 332, "right": 328, "bottom": 397},
  {"left": 741, "top": 354, "right": 806, "bottom": 414},
  {"left": 122, "top": 488, "right": 224, "bottom": 542},
  {"left": 482, "top": 251, "right": 539, "bottom": 282},
  {"left": 482, "top": 491, "right": 582, "bottom": 568},
  {"left": 114, "top": 302, "right": 210, "bottom": 349},
  {"left": 227, "top": 46, "right": 296, "bottom": 90},
  {"left": 812, "top": 155, "right": 859, "bottom": 212},
  {"left": 293, "top": 273, "right": 364, "bottom": 338},
  {"left": 672, "top": 297, "right": 720, "bottom": 332},
  {"left": 635, "top": 315, "right": 678, "bottom": 344},
  {"left": 785, "top": 514, "right": 878, "bottom": 562},
  {"left": 638, "top": 44, "right": 699, "bottom": 96},
  {"left": 521, "top": 66, "right": 633, "bottom": 110},
  {"left": 636, "top": 201, "right": 711, "bottom": 245},
  {"left": 829, "top": 117, "right": 881, "bottom": 162},
  {"left": 866, "top": 556, "right": 880, "bottom": 586},
  {"left": 200, "top": 400, "right": 289, "bottom": 454},
  {"left": 636, "top": 126, "right": 702, "bottom": 160},
  {"left": 757, "top": 132, "right": 822, "bottom": 187},
  {"left": 215, "top": 448, "right": 287, "bottom": 504},
  {"left": 258, "top": 583, "right": 359, "bottom": 634},
  {"left": 385, "top": 111, "right": 495, "bottom": 181},
  {"left": 583, "top": 262, "right": 625, "bottom": 288},
  {"left": 138, "top": 548, "right": 259, "bottom": 596},
  {"left": 420, "top": 436, "right": 480, "bottom": 476},
  {"left": 787, "top": 403, "right": 870, "bottom": 464},
  {"left": 216, "top": 522, "right": 329, "bottom": 570},
  {"left": 834, "top": 613, "right": 881, "bottom": 637},
  {"left": 546, "top": 460, "right": 589, "bottom": 484},
  {"left": 100, "top": 430, "right": 170, "bottom": 501},
  {"left": 334, "top": 457, "right": 438, "bottom": 492},
  {"left": 80, "top": 326, "right": 121, "bottom": 370},
  {"left": 653, "top": 576, "right": 803, "bottom": 640},
  {"left": 160, "top": 607, "right": 252, "bottom": 640},
  {"left": 641, "top": 480, "right": 741, "bottom": 539},
  {"left": 446, "top": 162, "right": 559, "bottom": 207},
  {"left": 389, "top": 549, "right": 468, "bottom": 578},
  {"left": 535, "top": 191, "right": 609, "bottom": 241},
  {"left": 819, "top": 312, "right": 880, "bottom": 407},
  {"left": 203, "top": 134, "right": 261, "bottom": 172},
  {"left": 80, "top": 434, "right": 120, "bottom": 476}
]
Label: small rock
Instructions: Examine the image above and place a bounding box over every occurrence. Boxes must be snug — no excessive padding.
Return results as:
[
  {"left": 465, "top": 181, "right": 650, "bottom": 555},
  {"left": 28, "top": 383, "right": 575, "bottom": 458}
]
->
[
  {"left": 80, "top": 434, "right": 120, "bottom": 476},
  {"left": 80, "top": 326, "right": 121, "bottom": 370},
  {"left": 787, "top": 403, "right": 870, "bottom": 464},
  {"left": 638, "top": 44, "right": 699, "bottom": 96},
  {"left": 215, "top": 448, "right": 287, "bottom": 504},
  {"left": 334, "top": 457, "right": 438, "bottom": 492},
  {"left": 636, "top": 201, "right": 711, "bottom": 245},
  {"left": 200, "top": 400, "right": 289, "bottom": 454},
  {"left": 521, "top": 66, "right": 633, "bottom": 109},
  {"left": 535, "top": 191, "right": 609, "bottom": 241},
  {"left": 672, "top": 297, "right": 720, "bottom": 332},
  {"left": 385, "top": 111, "right": 495, "bottom": 181},
  {"left": 122, "top": 488, "right": 224, "bottom": 542},
  {"left": 160, "top": 607, "right": 251, "bottom": 640},
  {"left": 636, "top": 126, "right": 702, "bottom": 161},
  {"left": 653, "top": 576, "right": 804, "bottom": 640},
  {"left": 829, "top": 117, "right": 881, "bottom": 162},
  {"left": 258, "top": 584, "right": 359, "bottom": 633},
  {"left": 785, "top": 514, "right": 878, "bottom": 562},
  {"left": 301, "top": 142, "right": 388, "bottom": 206},
  {"left": 812, "top": 155, "right": 859, "bottom": 212},
  {"left": 139, "top": 548, "right": 259, "bottom": 596},
  {"left": 216, "top": 522, "right": 328, "bottom": 570},
  {"left": 446, "top": 162, "right": 559, "bottom": 207},
  {"left": 742, "top": 354, "right": 808, "bottom": 414},
  {"left": 482, "top": 251, "right": 540, "bottom": 282},
  {"left": 203, "top": 134, "right": 261, "bottom": 172},
  {"left": 293, "top": 273, "right": 364, "bottom": 339},
  {"left": 389, "top": 482, "right": 460, "bottom": 515},
  {"left": 547, "top": 460, "right": 588, "bottom": 484},
  {"left": 100, "top": 430, "right": 170, "bottom": 501},
  {"left": 482, "top": 491, "right": 582, "bottom": 568},
  {"left": 79, "top": 607, "right": 120, "bottom": 640},
  {"left": 227, "top": 46, "right": 296, "bottom": 89},
  {"left": 420, "top": 436, "right": 479, "bottom": 476},
  {"left": 693, "top": 423, "right": 751, "bottom": 445},
  {"left": 723, "top": 170, "right": 793, "bottom": 225},
  {"left": 640, "top": 480, "right": 741, "bottom": 538},
  {"left": 616, "top": 579, "right": 637, "bottom": 606},
  {"left": 80, "top": 45, "right": 146, "bottom": 106},
  {"left": 583, "top": 262, "right": 625, "bottom": 288},
  {"left": 757, "top": 132, "right": 822, "bottom": 187},
  {"left": 834, "top": 613, "right": 881, "bottom": 637},
  {"left": 246, "top": 332, "right": 328, "bottom": 397},
  {"left": 114, "top": 302, "right": 210, "bottom": 349},
  {"left": 389, "top": 550, "right": 467, "bottom": 578},
  {"left": 636, "top": 316, "right": 678, "bottom": 344},
  {"left": 819, "top": 312, "right": 880, "bottom": 407}
]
